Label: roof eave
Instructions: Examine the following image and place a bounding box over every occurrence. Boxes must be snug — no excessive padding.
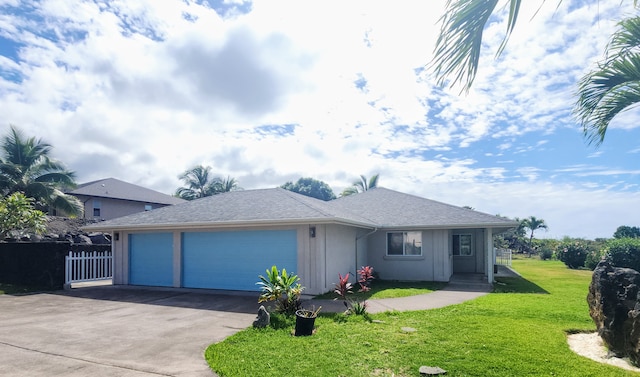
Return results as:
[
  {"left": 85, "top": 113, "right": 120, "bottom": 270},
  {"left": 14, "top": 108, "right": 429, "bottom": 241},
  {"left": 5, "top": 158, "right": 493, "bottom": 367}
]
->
[
  {"left": 83, "top": 217, "right": 376, "bottom": 232},
  {"left": 379, "top": 222, "right": 519, "bottom": 231}
]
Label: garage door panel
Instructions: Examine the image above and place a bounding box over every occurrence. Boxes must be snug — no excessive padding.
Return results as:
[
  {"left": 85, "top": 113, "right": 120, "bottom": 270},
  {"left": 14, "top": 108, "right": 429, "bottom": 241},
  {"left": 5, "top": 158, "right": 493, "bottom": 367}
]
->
[
  {"left": 129, "top": 233, "right": 173, "bottom": 287},
  {"left": 182, "top": 230, "right": 297, "bottom": 291}
]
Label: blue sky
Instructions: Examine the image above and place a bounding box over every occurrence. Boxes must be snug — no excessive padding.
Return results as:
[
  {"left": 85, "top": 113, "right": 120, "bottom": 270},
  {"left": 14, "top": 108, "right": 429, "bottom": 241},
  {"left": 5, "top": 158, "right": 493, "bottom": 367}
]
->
[{"left": 0, "top": 0, "right": 639, "bottom": 239}]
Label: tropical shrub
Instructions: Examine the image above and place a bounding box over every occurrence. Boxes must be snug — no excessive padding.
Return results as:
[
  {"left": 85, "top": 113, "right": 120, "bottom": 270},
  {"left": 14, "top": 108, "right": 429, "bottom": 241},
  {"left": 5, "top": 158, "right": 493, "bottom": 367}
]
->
[
  {"left": 584, "top": 249, "right": 605, "bottom": 270},
  {"left": 556, "top": 241, "right": 589, "bottom": 269},
  {"left": 538, "top": 247, "right": 553, "bottom": 260},
  {"left": 334, "top": 266, "right": 375, "bottom": 315},
  {"left": 604, "top": 238, "right": 640, "bottom": 271},
  {"left": 0, "top": 192, "right": 47, "bottom": 239},
  {"left": 256, "top": 265, "right": 303, "bottom": 316}
]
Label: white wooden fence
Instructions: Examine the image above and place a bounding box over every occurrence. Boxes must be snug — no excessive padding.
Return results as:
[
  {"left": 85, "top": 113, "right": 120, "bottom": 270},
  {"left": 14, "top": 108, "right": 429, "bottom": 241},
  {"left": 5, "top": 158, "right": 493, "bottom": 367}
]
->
[
  {"left": 65, "top": 250, "right": 113, "bottom": 285},
  {"left": 495, "top": 248, "right": 512, "bottom": 267}
]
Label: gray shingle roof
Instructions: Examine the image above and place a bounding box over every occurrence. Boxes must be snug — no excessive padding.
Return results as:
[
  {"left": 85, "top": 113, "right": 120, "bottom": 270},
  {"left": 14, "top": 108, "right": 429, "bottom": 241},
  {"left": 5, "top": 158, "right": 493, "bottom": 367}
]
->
[
  {"left": 84, "top": 187, "right": 518, "bottom": 231},
  {"left": 85, "top": 188, "right": 374, "bottom": 231},
  {"left": 70, "top": 178, "right": 184, "bottom": 205},
  {"left": 329, "top": 188, "right": 518, "bottom": 229}
]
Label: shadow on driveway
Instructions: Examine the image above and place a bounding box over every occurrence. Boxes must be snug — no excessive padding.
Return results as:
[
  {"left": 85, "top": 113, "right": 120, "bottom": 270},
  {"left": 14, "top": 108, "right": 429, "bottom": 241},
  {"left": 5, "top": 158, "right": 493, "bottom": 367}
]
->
[{"left": 57, "top": 284, "right": 262, "bottom": 314}]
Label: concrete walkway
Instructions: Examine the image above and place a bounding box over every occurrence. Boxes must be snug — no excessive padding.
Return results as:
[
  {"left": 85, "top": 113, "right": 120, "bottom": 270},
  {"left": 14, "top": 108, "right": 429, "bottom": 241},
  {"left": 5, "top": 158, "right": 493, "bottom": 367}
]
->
[
  {"left": 305, "top": 265, "right": 517, "bottom": 313},
  {"left": 307, "top": 279, "right": 492, "bottom": 314}
]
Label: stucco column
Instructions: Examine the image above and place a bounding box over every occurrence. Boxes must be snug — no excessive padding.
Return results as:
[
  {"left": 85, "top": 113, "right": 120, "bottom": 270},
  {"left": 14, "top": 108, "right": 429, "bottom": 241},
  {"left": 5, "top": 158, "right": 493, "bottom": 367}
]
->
[
  {"left": 172, "top": 231, "right": 181, "bottom": 287},
  {"left": 486, "top": 228, "right": 494, "bottom": 283}
]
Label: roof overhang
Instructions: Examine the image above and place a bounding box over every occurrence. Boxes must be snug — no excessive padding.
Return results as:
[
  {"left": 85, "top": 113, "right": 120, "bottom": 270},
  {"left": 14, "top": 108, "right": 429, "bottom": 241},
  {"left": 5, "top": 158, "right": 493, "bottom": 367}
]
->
[
  {"left": 83, "top": 217, "right": 377, "bottom": 233},
  {"left": 377, "top": 222, "right": 519, "bottom": 233}
]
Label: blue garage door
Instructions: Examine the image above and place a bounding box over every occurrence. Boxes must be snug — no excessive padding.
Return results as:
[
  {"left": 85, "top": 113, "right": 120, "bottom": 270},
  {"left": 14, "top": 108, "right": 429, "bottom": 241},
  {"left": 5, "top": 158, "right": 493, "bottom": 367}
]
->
[
  {"left": 182, "top": 229, "right": 297, "bottom": 291},
  {"left": 129, "top": 233, "right": 173, "bottom": 287}
]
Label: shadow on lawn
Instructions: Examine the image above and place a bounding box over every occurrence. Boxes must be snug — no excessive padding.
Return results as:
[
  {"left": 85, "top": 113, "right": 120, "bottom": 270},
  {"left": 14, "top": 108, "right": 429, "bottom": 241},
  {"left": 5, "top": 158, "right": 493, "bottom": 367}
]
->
[{"left": 493, "top": 276, "right": 549, "bottom": 294}]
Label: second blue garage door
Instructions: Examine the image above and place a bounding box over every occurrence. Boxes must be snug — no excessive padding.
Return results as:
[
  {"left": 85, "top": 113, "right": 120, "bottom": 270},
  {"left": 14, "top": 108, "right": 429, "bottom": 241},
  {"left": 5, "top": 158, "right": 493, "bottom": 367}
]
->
[{"left": 182, "top": 229, "right": 298, "bottom": 291}]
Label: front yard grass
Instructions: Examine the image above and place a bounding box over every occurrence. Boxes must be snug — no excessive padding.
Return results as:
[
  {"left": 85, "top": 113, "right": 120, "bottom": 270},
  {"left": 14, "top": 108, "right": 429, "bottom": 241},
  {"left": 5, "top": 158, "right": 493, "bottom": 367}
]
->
[
  {"left": 314, "top": 280, "right": 447, "bottom": 300},
  {"left": 206, "top": 259, "right": 635, "bottom": 376}
]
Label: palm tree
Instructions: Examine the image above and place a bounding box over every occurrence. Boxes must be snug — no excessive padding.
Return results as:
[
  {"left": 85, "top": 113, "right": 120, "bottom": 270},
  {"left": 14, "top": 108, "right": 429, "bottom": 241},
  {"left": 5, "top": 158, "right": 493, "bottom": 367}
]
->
[
  {"left": 176, "top": 166, "right": 240, "bottom": 200},
  {"left": 210, "top": 176, "right": 241, "bottom": 194},
  {"left": 175, "top": 165, "right": 215, "bottom": 200},
  {"left": 341, "top": 174, "right": 379, "bottom": 197},
  {"left": 521, "top": 216, "right": 548, "bottom": 247},
  {"left": 575, "top": 16, "right": 640, "bottom": 146},
  {"left": 431, "top": 1, "right": 640, "bottom": 145},
  {"left": 0, "top": 126, "right": 82, "bottom": 216}
]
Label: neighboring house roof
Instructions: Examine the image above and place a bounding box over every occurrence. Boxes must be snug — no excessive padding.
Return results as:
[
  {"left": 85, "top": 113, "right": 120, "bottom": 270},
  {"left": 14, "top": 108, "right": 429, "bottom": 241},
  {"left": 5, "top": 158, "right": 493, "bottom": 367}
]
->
[
  {"left": 70, "top": 178, "right": 184, "bottom": 205},
  {"left": 84, "top": 187, "right": 518, "bottom": 232},
  {"left": 329, "top": 188, "right": 517, "bottom": 229}
]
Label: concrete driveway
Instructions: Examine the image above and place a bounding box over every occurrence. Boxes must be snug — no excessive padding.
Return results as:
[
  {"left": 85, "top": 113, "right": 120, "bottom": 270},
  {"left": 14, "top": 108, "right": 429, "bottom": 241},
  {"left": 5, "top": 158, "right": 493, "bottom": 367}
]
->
[{"left": 0, "top": 286, "right": 259, "bottom": 377}]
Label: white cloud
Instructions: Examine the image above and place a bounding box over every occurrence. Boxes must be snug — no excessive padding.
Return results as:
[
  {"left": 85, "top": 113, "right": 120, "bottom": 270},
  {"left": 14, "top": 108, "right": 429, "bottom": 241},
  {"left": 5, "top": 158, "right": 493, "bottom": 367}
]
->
[{"left": 0, "top": 0, "right": 638, "bottom": 239}]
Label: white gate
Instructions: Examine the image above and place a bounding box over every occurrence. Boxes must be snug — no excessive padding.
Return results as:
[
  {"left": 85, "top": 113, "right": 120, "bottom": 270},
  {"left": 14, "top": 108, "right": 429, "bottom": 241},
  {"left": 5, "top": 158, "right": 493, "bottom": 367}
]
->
[
  {"left": 65, "top": 250, "right": 113, "bottom": 285},
  {"left": 495, "top": 248, "right": 512, "bottom": 267}
]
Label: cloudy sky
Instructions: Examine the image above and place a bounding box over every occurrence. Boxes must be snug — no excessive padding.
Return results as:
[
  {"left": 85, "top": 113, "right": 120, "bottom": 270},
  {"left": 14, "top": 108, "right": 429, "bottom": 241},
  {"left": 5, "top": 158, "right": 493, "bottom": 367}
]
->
[{"left": 1, "top": 0, "right": 639, "bottom": 239}]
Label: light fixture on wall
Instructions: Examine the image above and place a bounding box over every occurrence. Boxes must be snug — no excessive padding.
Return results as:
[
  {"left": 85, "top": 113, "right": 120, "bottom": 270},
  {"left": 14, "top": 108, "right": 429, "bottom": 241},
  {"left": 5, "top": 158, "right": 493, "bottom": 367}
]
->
[{"left": 309, "top": 226, "right": 316, "bottom": 238}]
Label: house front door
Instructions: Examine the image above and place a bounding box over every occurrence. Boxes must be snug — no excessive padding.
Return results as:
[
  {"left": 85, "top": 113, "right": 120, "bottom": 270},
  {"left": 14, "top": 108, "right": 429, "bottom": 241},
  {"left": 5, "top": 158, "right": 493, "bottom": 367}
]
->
[{"left": 452, "top": 233, "right": 476, "bottom": 273}]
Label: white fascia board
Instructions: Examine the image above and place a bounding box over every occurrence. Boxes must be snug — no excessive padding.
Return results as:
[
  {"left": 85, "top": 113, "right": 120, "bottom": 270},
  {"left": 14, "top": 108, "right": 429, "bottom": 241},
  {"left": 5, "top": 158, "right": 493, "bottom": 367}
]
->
[{"left": 83, "top": 217, "right": 376, "bottom": 233}]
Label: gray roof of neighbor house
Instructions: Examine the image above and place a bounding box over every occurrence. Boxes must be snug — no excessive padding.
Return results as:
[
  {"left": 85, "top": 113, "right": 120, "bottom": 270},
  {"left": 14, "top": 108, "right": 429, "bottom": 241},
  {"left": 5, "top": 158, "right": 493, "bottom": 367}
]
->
[
  {"left": 84, "top": 187, "right": 518, "bottom": 232},
  {"left": 70, "top": 178, "right": 184, "bottom": 205},
  {"left": 328, "top": 187, "right": 518, "bottom": 229}
]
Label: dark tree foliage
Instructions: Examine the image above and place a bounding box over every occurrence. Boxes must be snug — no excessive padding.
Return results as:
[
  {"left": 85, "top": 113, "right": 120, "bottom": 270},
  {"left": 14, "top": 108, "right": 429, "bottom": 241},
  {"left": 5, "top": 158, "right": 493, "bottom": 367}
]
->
[
  {"left": 281, "top": 177, "right": 336, "bottom": 201},
  {"left": 613, "top": 225, "right": 640, "bottom": 239},
  {"left": 606, "top": 238, "right": 640, "bottom": 271}
]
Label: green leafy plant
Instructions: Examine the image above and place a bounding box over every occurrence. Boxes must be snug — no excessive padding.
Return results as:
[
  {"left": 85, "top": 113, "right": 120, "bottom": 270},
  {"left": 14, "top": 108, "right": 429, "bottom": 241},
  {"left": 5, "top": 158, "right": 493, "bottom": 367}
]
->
[
  {"left": 604, "top": 238, "right": 640, "bottom": 271},
  {"left": 334, "top": 266, "right": 375, "bottom": 315},
  {"left": 556, "top": 241, "right": 589, "bottom": 269},
  {"left": 0, "top": 192, "right": 47, "bottom": 239},
  {"left": 584, "top": 249, "right": 605, "bottom": 270},
  {"left": 256, "top": 265, "right": 303, "bottom": 316}
]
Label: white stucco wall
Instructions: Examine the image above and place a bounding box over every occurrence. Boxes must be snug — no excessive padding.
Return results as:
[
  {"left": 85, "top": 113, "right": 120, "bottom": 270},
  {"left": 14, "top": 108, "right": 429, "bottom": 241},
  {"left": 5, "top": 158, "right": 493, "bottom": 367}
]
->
[
  {"left": 366, "top": 229, "right": 451, "bottom": 282},
  {"left": 112, "top": 231, "right": 127, "bottom": 285},
  {"left": 322, "top": 224, "right": 358, "bottom": 294}
]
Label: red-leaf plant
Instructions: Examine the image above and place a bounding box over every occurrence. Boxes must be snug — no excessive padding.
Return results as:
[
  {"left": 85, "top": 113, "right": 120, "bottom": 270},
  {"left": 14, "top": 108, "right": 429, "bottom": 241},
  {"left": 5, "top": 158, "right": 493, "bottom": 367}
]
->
[
  {"left": 357, "top": 265, "right": 374, "bottom": 292},
  {"left": 333, "top": 266, "right": 375, "bottom": 315}
]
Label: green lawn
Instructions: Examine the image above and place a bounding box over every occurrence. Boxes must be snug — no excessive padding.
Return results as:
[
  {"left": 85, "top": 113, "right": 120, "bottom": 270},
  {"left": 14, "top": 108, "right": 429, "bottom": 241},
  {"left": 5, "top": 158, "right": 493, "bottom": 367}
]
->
[
  {"left": 314, "top": 279, "right": 447, "bottom": 300},
  {"left": 206, "top": 259, "right": 637, "bottom": 376}
]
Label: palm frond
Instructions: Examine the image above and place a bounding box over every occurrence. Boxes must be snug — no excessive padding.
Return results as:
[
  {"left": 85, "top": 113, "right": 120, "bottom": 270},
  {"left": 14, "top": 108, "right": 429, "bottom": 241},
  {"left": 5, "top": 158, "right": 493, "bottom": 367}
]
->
[
  {"left": 606, "top": 16, "right": 640, "bottom": 59},
  {"left": 340, "top": 186, "right": 359, "bottom": 197},
  {"left": 49, "top": 191, "right": 83, "bottom": 217},
  {"left": 496, "top": 0, "right": 522, "bottom": 56},
  {"left": 431, "top": 0, "right": 500, "bottom": 92},
  {"left": 575, "top": 17, "right": 640, "bottom": 146},
  {"left": 33, "top": 171, "right": 77, "bottom": 187},
  {"left": 368, "top": 173, "right": 379, "bottom": 190}
]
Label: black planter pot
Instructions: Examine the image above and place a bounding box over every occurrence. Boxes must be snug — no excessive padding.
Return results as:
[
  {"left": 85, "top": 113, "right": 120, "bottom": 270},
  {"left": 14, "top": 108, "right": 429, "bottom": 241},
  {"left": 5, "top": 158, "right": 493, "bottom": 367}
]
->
[{"left": 294, "top": 310, "right": 316, "bottom": 336}]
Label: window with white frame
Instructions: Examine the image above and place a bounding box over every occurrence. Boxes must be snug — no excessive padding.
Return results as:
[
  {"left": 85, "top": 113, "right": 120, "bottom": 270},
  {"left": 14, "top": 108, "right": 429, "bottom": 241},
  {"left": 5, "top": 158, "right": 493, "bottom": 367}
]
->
[
  {"left": 92, "top": 200, "right": 101, "bottom": 217},
  {"left": 453, "top": 234, "right": 473, "bottom": 256},
  {"left": 144, "top": 204, "right": 153, "bottom": 211},
  {"left": 387, "top": 231, "right": 422, "bottom": 256}
]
